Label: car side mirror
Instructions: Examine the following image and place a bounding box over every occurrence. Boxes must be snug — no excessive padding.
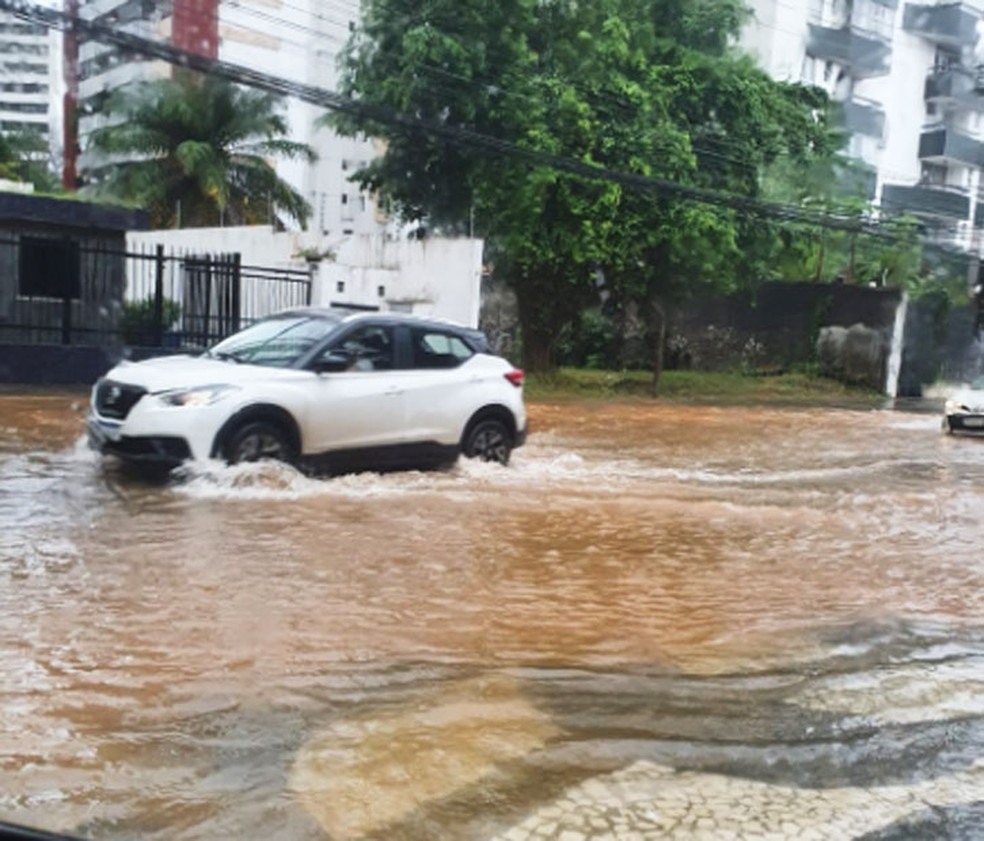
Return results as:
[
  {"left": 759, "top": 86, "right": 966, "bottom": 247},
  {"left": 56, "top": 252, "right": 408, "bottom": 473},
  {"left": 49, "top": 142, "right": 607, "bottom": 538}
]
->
[{"left": 312, "top": 351, "right": 350, "bottom": 374}]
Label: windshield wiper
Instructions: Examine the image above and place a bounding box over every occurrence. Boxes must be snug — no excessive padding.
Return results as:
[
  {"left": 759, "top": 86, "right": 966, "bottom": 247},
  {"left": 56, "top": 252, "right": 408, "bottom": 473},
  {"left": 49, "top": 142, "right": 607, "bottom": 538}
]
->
[{"left": 208, "top": 350, "right": 246, "bottom": 364}]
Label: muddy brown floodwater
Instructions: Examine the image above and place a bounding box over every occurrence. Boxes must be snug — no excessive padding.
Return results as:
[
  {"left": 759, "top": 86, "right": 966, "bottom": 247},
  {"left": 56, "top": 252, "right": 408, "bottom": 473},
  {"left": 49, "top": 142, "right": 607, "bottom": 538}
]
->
[{"left": 2, "top": 392, "right": 984, "bottom": 840}]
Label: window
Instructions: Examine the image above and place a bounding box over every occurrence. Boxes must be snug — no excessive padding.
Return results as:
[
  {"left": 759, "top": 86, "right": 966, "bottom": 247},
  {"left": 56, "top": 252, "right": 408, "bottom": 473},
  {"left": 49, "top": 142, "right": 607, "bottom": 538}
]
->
[
  {"left": 330, "top": 325, "right": 394, "bottom": 371},
  {"left": 0, "top": 83, "right": 48, "bottom": 94},
  {"left": 0, "top": 22, "right": 46, "bottom": 35},
  {"left": 2, "top": 61, "right": 47, "bottom": 75},
  {"left": 1, "top": 120, "right": 46, "bottom": 133},
  {"left": 0, "top": 102, "right": 47, "bottom": 114},
  {"left": 18, "top": 237, "right": 81, "bottom": 300},
  {"left": 921, "top": 162, "right": 947, "bottom": 185},
  {"left": 0, "top": 42, "right": 47, "bottom": 55},
  {"left": 410, "top": 329, "right": 474, "bottom": 369},
  {"left": 935, "top": 47, "right": 959, "bottom": 72}
]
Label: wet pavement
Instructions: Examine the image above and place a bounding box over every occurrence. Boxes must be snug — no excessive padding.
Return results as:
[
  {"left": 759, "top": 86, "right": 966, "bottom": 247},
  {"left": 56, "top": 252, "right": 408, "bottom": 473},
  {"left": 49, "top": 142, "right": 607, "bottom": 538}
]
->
[{"left": 1, "top": 391, "right": 984, "bottom": 839}]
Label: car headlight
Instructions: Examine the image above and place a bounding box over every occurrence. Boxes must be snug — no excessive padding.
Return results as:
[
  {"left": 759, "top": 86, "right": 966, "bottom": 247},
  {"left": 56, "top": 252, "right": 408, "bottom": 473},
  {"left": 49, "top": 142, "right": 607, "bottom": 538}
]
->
[
  {"left": 945, "top": 400, "right": 969, "bottom": 414},
  {"left": 157, "top": 384, "right": 240, "bottom": 408}
]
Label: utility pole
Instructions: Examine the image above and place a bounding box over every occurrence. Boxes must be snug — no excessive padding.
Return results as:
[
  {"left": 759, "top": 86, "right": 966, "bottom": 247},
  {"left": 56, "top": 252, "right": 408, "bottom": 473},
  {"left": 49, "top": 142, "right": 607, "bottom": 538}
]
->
[{"left": 61, "top": 0, "right": 78, "bottom": 190}]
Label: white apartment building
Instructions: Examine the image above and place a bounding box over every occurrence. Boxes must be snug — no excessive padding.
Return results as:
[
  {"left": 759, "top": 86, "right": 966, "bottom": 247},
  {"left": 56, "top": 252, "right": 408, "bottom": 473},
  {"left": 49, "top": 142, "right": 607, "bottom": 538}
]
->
[
  {"left": 0, "top": 10, "right": 60, "bottom": 160},
  {"left": 73, "top": 0, "right": 384, "bottom": 238},
  {"left": 217, "top": 0, "right": 383, "bottom": 239},
  {"left": 742, "top": 0, "right": 984, "bottom": 255}
]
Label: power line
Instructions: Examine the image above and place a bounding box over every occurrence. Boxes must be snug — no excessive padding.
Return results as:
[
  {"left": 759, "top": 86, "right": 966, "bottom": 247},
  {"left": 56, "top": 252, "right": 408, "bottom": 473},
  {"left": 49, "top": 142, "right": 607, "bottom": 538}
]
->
[
  {"left": 0, "top": 0, "right": 929, "bottom": 243},
  {"left": 75, "top": 0, "right": 903, "bottom": 175}
]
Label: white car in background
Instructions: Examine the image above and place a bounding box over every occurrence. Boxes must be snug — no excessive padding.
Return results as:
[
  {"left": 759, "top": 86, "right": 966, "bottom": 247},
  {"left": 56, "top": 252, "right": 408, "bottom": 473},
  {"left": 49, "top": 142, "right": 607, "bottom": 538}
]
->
[
  {"left": 86, "top": 309, "right": 527, "bottom": 473},
  {"left": 943, "top": 377, "right": 984, "bottom": 435}
]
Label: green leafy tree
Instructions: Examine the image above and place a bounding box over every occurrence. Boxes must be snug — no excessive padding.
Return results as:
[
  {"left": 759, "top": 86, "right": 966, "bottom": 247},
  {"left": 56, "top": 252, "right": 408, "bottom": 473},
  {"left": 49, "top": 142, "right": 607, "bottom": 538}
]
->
[
  {"left": 0, "top": 128, "right": 59, "bottom": 192},
  {"left": 329, "top": 0, "right": 834, "bottom": 374},
  {"left": 87, "top": 72, "right": 316, "bottom": 228}
]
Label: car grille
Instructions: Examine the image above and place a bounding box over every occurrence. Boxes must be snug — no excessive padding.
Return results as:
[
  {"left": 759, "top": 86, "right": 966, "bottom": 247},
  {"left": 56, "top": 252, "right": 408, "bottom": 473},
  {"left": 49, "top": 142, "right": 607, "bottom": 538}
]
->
[{"left": 94, "top": 380, "right": 147, "bottom": 420}]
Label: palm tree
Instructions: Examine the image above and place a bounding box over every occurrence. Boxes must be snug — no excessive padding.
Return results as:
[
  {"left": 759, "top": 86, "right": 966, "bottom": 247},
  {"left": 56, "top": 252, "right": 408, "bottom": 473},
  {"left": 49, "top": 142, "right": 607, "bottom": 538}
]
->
[
  {"left": 87, "top": 72, "right": 316, "bottom": 229},
  {"left": 0, "top": 129, "right": 59, "bottom": 191}
]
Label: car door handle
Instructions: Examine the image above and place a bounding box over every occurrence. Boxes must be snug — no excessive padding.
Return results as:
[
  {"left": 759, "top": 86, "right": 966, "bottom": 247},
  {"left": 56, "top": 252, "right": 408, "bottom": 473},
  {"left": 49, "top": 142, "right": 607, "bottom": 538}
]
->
[{"left": 385, "top": 387, "right": 403, "bottom": 396}]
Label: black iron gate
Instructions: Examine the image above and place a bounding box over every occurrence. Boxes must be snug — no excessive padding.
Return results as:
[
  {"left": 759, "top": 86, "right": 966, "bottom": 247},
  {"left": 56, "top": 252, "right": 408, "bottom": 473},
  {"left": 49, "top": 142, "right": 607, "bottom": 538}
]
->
[
  {"left": 0, "top": 235, "right": 313, "bottom": 348},
  {"left": 182, "top": 253, "right": 242, "bottom": 347}
]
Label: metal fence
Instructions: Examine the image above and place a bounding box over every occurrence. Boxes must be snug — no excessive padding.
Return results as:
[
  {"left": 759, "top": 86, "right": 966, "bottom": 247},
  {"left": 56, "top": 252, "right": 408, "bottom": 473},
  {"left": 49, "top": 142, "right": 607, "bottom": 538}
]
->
[{"left": 0, "top": 235, "right": 312, "bottom": 349}]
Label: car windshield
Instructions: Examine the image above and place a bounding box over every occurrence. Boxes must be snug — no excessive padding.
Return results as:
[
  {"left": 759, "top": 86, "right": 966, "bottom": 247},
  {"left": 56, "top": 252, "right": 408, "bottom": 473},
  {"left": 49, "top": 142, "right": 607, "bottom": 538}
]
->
[
  {"left": 971, "top": 377, "right": 984, "bottom": 391},
  {"left": 206, "top": 315, "right": 339, "bottom": 368}
]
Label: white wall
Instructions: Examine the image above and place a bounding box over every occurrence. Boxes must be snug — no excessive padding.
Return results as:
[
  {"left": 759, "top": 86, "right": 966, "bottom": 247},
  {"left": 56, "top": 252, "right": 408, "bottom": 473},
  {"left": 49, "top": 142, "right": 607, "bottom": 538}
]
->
[
  {"left": 314, "top": 237, "right": 485, "bottom": 327},
  {"left": 126, "top": 227, "right": 484, "bottom": 327},
  {"left": 127, "top": 225, "right": 308, "bottom": 268}
]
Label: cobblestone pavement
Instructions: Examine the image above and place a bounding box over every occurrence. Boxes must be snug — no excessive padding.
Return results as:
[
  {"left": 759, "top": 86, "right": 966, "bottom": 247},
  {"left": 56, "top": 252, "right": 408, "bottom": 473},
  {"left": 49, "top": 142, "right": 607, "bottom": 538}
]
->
[{"left": 490, "top": 759, "right": 984, "bottom": 841}]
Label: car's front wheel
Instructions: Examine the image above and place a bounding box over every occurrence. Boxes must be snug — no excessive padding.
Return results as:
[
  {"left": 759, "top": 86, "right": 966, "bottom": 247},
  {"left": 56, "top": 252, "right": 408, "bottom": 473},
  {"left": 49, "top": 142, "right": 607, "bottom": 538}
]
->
[
  {"left": 223, "top": 421, "right": 293, "bottom": 465},
  {"left": 462, "top": 418, "right": 512, "bottom": 465}
]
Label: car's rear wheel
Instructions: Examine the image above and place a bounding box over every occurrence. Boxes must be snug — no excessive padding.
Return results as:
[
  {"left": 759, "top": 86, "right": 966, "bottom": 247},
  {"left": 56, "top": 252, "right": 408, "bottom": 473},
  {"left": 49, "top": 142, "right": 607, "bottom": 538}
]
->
[
  {"left": 224, "top": 421, "right": 293, "bottom": 465},
  {"left": 462, "top": 418, "right": 512, "bottom": 465}
]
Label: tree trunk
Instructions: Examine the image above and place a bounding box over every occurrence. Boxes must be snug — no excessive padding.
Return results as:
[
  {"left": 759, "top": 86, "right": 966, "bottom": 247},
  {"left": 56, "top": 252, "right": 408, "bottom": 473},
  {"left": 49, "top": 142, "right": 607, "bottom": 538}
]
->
[
  {"left": 606, "top": 283, "right": 626, "bottom": 370},
  {"left": 814, "top": 231, "right": 826, "bottom": 282},
  {"left": 650, "top": 297, "right": 666, "bottom": 396},
  {"left": 847, "top": 233, "right": 856, "bottom": 284},
  {"left": 514, "top": 274, "right": 561, "bottom": 374}
]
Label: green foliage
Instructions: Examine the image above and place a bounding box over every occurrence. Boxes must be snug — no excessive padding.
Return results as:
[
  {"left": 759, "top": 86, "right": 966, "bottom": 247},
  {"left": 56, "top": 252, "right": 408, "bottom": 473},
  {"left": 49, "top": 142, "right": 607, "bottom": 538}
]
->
[
  {"left": 0, "top": 128, "right": 60, "bottom": 192},
  {"left": 120, "top": 297, "right": 181, "bottom": 345},
  {"left": 555, "top": 307, "right": 614, "bottom": 369},
  {"left": 87, "top": 72, "right": 316, "bottom": 229},
  {"left": 331, "top": 0, "right": 836, "bottom": 371},
  {"left": 525, "top": 367, "right": 883, "bottom": 403}
]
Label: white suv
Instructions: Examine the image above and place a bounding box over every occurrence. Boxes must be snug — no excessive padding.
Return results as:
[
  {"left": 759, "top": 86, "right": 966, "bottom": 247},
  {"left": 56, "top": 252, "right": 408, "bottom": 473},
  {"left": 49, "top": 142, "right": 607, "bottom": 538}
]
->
[{"left": 86, "top": 309, "right": 527, "bottom": 473}]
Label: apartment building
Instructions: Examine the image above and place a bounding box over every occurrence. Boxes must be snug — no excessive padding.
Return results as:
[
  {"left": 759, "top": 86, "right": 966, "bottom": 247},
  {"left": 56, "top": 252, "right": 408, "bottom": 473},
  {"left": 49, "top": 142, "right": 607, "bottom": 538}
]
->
[
  {"left": 742, "top": 0, "right": 984, "bottom": 255},
  {"left": 0, "top": 10, "right": 59, "bottom": 159},
  {"left": 70, "top": 0, "right": 383, "bottom": 236}
]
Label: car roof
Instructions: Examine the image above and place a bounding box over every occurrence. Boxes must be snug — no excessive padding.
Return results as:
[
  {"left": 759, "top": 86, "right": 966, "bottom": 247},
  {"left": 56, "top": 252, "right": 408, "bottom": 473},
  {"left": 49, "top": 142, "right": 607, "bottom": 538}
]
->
[{"left": 272, "top": 306, "right": 471, "bottom": 332}]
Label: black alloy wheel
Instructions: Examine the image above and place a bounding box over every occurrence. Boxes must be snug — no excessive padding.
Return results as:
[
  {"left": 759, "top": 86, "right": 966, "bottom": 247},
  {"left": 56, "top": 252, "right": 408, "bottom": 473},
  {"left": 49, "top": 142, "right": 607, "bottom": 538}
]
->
[
  {"left": 224, "top": 421, "right": 293, "bottom": 465},
  {"left": 463, "top": 418, "right": 512, "bottom": 465}
]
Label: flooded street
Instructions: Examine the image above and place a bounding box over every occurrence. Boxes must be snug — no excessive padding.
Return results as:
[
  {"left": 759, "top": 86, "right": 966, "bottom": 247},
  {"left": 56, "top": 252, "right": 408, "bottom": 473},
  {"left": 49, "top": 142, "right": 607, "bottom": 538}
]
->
[{"left": 3, "top": 392, "right": 984, "bottom": 840}]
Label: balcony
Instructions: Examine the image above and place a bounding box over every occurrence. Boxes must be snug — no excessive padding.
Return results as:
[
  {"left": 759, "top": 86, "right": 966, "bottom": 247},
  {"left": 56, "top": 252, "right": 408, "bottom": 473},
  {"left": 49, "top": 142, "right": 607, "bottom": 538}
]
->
[
  {"left": 806, "top": 24, "right": 891, "bottom": 77},
  {"left": 841, "top": 98, "right": 886, "bottom": 138},
  {"left": 881, "top": 183, "right": 970, "bottom": 220},
  {"left": 919, "top": 125, "right": 984, "bottom": 167},
  {"left": 903, "top": 3, "right": 979, "bottom": 47},
  {"left": 925, "top": 65, "right": 977, "bottom": 103}
]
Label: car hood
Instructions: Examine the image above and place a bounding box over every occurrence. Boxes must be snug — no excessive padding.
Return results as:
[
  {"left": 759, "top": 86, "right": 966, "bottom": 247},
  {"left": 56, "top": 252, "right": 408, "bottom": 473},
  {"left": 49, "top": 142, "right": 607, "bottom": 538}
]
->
[{"left": 100, "top": 355, "right": 308, "bottom": 393}]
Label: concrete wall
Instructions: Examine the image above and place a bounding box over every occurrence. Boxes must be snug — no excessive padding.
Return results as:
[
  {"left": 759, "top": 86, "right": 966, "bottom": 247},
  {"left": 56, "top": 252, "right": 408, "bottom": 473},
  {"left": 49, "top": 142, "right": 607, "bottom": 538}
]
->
[
  {"left": 0, "top": 344, "right": 117, "bottom": 385},
  {"left": 314, "top": 237, "right": 484, "bottom": 327},
  {"left": 0, "top": 227, "right": 127, "bottom": 347},
  {"left": 128, "top": 227, "right": 485, "bottom": 327},
  {"left": 668, "top": 282, "right": 904, "bottom": 374},
  {"left": 127, "top": 226, "right": 307, "bottom": 269}
]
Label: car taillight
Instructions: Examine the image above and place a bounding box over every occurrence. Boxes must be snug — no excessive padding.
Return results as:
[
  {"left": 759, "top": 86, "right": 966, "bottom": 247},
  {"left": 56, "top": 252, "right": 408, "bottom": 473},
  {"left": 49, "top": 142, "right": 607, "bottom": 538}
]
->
[{"left": 504, "top": 369, "right": 524, "bottom": 388}]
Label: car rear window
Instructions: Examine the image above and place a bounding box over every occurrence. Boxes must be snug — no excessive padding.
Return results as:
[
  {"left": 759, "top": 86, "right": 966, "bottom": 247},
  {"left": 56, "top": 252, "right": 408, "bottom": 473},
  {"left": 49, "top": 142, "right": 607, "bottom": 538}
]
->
[{"left": 411, "top": 329, "right": 475, "bottom": 369}]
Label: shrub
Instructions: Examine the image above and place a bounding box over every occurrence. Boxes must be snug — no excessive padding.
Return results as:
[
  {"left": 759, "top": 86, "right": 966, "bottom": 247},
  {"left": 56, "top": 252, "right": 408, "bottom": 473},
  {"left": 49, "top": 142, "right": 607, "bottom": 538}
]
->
[{"left": 120, "top": 296, "right": 181, "bottom": 345}]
